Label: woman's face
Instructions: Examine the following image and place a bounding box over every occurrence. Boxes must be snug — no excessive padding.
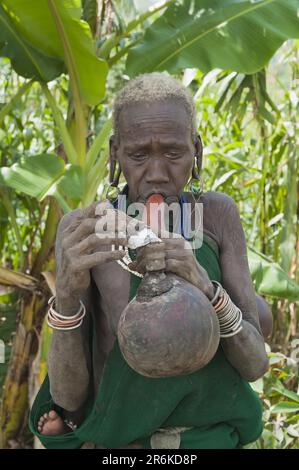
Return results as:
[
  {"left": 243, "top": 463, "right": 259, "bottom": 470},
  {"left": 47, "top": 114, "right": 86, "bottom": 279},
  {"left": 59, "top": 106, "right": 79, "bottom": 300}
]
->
[{"left": 112, "top": 99, "right": 196, "bottom": 203}]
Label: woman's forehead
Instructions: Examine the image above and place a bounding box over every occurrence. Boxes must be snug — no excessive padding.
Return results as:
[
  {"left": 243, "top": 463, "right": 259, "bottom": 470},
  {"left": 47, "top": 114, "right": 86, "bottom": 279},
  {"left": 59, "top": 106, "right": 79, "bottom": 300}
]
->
[
  {"left": 122, "top": 137, "right": 190, "bottom": 152},
  {"left": 119, "top": 100, "right": 189, "bottom": 124},
  {"left": 118, "top": 100, "right": 192, "bottom": 141}
]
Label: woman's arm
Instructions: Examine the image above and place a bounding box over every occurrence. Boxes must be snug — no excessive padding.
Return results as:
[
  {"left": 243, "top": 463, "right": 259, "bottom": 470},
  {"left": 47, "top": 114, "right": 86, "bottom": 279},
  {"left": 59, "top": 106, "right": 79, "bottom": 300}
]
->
[
  {"left": 218, "top": 196, "right": 269, "bottom": 382},
  {"left": 48, "top": 212, "right": 91, "bottom": 412},
  {"left": 255, "top": 294, "right": 273, "bottom": 339}
]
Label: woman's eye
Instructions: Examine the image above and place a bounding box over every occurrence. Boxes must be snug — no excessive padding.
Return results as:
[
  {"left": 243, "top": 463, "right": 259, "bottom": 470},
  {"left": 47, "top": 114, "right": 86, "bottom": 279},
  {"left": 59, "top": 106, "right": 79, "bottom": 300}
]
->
[
  {"left": 165, "top": 151, "right": 180, "bottom": 158},
  {"left": 129, "top": 153, "right": 147, "bottom": 160}
]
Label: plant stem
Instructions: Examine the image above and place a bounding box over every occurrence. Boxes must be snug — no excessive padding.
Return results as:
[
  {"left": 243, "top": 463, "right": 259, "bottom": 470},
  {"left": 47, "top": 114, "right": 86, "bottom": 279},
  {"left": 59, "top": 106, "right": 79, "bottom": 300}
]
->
[
  {"left": 85, "top": 117, "right": 112, "bottom": 174},
  {"left": 0, "top": 80, "right": 33, "bottom": 128},
  {"left": 31, "top": 197, "right": 61, "bottom": 277},
  {"left": 83, "top": 148, "right": 108, "bottom": 206},
  {"left": 42, "top": 84, "right": 77, "bottom": 165},
  {"left": 48, "top": 0, "right": 87, "bottom": 167},
  {"left": 1, "top": 188, "right": 24, "bottom": 271}
]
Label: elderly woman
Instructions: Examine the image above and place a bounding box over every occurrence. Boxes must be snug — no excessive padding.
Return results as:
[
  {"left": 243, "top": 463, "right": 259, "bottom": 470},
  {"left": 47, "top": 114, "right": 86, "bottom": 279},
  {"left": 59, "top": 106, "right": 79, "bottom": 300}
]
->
[{"left": 30, "top": 73, "right": 271, "bottom": 449}]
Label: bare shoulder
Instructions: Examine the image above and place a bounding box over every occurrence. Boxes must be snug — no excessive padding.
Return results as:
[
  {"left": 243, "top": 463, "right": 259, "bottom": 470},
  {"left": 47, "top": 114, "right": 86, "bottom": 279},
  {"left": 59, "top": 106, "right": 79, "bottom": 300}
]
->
[
  {"left": 185, "top": 189, "right": 239, "bottom": 217},
  {"left": 200, "top": 190, "right": 237, "bottom": 210},
  {"left": 184, "top": 191, "right": 241, "bottom": 246},
  {"left": 186, "top": 190, "right": 236, "bottom": 208}
]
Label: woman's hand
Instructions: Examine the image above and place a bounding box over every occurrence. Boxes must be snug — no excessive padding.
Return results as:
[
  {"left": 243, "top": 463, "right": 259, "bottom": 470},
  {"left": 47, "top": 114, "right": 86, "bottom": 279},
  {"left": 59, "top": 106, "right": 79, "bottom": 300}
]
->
[
  {"left": 130, "top": 234, "right": 215, "bottom": 300},
  {"left": 56, "top": 201, "right": 130, "bottom": 312}
]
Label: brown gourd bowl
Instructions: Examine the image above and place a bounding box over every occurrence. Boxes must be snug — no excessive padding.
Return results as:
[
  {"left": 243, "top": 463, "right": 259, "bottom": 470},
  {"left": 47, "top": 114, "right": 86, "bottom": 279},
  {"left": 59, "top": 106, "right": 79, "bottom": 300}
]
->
[{"left": 117, "top": 274, "right": 220, "bottom": 378}]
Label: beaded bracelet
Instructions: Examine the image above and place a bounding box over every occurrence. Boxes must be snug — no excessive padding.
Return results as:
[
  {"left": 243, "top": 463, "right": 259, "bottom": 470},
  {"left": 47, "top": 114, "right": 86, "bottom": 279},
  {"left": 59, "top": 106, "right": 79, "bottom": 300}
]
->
[{"left": 64, "top": 419, "right": 78, "bottom": 431}]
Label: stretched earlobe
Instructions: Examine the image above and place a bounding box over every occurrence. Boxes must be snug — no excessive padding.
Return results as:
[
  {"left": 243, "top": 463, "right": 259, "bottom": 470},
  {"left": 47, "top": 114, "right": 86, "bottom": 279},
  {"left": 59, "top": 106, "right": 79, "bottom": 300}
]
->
[
  {"left": 109, "top": 135, "right": 122, "bottom": 185},
  {"left": 196, "top": 134, "right": 203, "bottom": 161},
  {"left": 109, "top": 135, "right": 117, "bottom": 162},
  {"left": 192, "top": 134, "right": 203, "bottom": 180}
]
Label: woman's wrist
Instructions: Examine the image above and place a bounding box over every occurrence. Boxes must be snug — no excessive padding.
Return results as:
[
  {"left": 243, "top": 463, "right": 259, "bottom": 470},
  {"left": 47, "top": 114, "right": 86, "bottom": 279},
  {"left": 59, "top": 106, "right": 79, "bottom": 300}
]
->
[
  {"left": 203, "top": 281, "right": 215, "bottom": 301},
  {"left": 56, "top": 293, "right": 82, "bottom": 317},
  {"left": 47, "top": 295, "right": 86, "bottom": 330},
  {"left": 209, "top": 281, "right": 243, "bottom": 337}
]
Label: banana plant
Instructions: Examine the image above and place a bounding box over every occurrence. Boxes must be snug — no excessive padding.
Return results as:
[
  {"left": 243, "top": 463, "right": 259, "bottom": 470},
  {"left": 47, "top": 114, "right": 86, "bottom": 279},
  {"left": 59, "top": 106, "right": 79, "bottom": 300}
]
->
[
  {"left": 0, "top": 0, "right": 298, "bottom": 448},
  {"left": 1, "top": 0, "right": 298, "bottom": 212},
  {"left": 0, "top": 0, "right": 175, "bottom": 447},
  {"left": 126, "top": 0, "right": 299, "bottom": 76},
  {"left": 0, "top": 0, "right": 109, "bottom": 447}
]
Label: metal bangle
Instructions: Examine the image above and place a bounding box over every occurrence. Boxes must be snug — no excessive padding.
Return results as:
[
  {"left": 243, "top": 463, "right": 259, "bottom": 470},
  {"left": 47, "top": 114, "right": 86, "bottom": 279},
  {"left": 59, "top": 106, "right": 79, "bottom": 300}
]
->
[
  {"left": 47, "top": 297, "right": 86, "bottom": 331},
  {"left": 48, "top": 304, "right": 86, "bottom": 324},
  {"left": 47, "top": 316, "right": 84, "bottom": 331},
  {"left": 210, "top": 280, "right": 222, "bottom": 305},
  {"left": 210, "top": 284, "right": 244, "bottom": 337},
  {"left": 48, "top": 295, "right": 84, "bottom": 320},
  {"left": 220, "top": 324, "right": 243, "bottom": 338}
]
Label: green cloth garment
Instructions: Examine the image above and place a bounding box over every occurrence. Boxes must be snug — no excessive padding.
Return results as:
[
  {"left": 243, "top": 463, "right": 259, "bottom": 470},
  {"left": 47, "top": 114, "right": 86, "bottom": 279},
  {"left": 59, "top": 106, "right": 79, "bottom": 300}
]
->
[{"left": 29, "top": 233, "right": 263, "bottom": 449}]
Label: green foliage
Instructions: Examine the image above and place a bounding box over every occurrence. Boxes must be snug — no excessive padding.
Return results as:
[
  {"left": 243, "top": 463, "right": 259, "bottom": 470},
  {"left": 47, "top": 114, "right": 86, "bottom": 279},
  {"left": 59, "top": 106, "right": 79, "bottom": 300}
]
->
[
  {"left": 0, "top": 0, "right": 108, "bottom": 105},
  {"left": 0, "top": 0, "right": 298, "bottom": 449},
  {"left": 248, "top": 247, "right": 299, "bottom": 301},
  {"left": 249, "top": 342, "right": 299, "bottom": 448},
  {"left": 0, "top": 291, "right": 18, "bottom": 393},
  {"left": 0, "top": 154, "right": 65, "bottom": 199},
  {"left": 126, "top": 0, "right": 299, "bottom": 76},
  {"left": 0, "top": 5, "right": 63, "bottom": 82},
  {"left": 0, "top": 154, "right": 83, "bottom": 212}
]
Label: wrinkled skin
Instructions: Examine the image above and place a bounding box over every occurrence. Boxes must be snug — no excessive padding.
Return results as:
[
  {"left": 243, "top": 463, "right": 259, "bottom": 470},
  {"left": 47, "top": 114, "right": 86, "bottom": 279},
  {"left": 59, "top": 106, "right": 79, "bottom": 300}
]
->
[
  {"left": 55, "top": 203, "right": 132, "bottom": 313},
  {"left": 130, "top": 237, "right": 214, "bottom": 299},
  {"left": 40, "top": 99, "right": 271, "bottom": 447},
  {"left": 110, "top": 100, "right": 217, "bottom": 299}
]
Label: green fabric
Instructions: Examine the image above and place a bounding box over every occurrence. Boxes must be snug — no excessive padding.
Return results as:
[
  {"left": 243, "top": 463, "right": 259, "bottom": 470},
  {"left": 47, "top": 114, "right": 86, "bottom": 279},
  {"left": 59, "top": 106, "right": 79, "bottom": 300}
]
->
[{"left": 29, "top": 234, "right": 263, "bottom": 449}]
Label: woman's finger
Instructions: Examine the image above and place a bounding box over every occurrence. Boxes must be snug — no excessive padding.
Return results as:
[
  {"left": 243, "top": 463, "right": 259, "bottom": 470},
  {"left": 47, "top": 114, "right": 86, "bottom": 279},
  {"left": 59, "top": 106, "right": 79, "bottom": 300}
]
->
[{"left": 165, "top": 258, "right": 191, "bottom": 280}]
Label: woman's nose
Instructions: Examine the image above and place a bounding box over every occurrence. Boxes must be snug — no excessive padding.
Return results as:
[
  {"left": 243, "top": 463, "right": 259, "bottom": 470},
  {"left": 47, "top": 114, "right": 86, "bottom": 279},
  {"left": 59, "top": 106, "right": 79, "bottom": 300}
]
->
[{"left": 145, "top": 158, "right": 169, "bottom": 184}]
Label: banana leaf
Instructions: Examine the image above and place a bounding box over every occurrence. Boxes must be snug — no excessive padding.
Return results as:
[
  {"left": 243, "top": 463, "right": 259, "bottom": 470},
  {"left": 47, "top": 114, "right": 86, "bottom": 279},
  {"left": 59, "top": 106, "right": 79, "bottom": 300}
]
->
[
  {"left": 0, "top": 0, "right": 107, "bottom": 105},
  {"left": 248, "top": 246, "right": 299, "bottom": 301},
  {"left": 0, "top": 154, "right": 82, "bottom": 208},
  {"left": 126, "top": 0, "right": 299, "bottom": 76}
]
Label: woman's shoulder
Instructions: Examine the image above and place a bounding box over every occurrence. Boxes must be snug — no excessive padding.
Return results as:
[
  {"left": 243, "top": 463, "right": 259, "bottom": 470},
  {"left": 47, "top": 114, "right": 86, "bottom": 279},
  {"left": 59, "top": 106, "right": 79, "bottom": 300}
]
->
[
  {"left": 184, "top": 190, "right": 239, "bottom": 247},
  {"left": 185, "top": 190, "right": 237, "bottom": 211}
]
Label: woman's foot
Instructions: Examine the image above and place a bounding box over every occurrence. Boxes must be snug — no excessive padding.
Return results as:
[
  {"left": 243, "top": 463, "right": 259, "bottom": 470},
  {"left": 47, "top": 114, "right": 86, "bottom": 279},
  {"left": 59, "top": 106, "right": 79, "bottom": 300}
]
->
[{"left": 37, "top": 410, "right": 66, "bottom": 436}]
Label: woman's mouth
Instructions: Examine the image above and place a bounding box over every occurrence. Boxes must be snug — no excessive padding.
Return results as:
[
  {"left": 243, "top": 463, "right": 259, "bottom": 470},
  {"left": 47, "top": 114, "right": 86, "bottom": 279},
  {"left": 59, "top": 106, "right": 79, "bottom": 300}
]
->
[{"left": 137, "top": 191, "right": 179, "bottom": 205}]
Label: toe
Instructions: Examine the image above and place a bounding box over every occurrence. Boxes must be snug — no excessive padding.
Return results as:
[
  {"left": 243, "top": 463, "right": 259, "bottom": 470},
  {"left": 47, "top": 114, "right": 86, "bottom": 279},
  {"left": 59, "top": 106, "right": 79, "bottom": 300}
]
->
[
  {"left": 49, "top": 410, "right": 58, "bottom": 420},
  {"left": 43, "top": 413, "right": 48, "bottom": 419}
]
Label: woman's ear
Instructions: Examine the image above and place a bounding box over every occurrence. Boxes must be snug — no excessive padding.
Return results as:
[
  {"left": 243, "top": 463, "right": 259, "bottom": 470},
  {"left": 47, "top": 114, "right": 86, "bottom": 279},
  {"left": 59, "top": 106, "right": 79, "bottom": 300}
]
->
[
  {"left": 192, "top": 134, "right": 203, "bottom": 179},
  {"left": 109, "top": 135, "right": 117, "bottom": 161},
  {"left": 195, "top": 134, "right": 203, "bottom": 162},
  {"left": 109, "top": 135, "right": 118, "bottom": 184}
]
